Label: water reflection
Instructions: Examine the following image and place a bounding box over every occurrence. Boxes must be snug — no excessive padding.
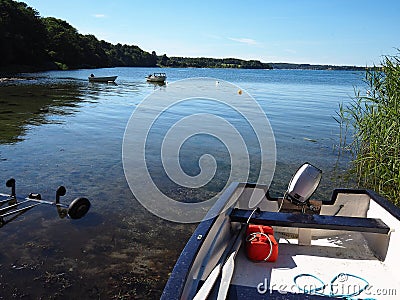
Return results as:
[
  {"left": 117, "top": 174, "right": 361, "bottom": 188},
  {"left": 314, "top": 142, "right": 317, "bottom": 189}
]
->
[
  {"left": 0, "top": 82, "right": 85, "bottom": 144},
  {"left": 147, "top": 81, "right": 166, "bottom": 89},
  {"left": 88, "top": 81, "right": 118, "bottom": 87}
]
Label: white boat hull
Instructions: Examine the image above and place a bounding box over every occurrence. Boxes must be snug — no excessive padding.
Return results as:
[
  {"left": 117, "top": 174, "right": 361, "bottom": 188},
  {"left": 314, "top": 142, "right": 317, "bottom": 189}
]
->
[{"left": 162, "top": 182, "right": 400, "bottom": 299}]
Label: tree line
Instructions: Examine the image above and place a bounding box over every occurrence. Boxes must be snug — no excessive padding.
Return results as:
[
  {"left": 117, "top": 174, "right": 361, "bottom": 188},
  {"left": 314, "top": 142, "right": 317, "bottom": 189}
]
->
[
  {"left": 158, "top": 55, "right": 272, "bottom": 69},
  {"left": 0, "top": 0, "right": 157, "bottom": 71},
  {"left": 269, "top": 63, "right": 366, "bottom": 71},
  {"left": 0, "top": 0, "right": 275, "bottom": 72}
]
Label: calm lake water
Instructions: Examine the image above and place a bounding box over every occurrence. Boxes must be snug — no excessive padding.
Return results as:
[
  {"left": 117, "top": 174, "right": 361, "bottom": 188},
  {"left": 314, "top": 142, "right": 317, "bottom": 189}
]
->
[{"left": 0, "top": 67, "right": 365, "bottom": 298}]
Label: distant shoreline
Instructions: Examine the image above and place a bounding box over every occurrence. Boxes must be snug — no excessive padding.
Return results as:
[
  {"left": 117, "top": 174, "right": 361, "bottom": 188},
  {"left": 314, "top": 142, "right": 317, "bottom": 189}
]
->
[
  {"left": 156, "top": 55, "right": 367, "bottom": 71},
  {"left": 0, "top": 62, "right": 367, "bottom": 76},
  {"left": 268, "top": 63, "right": 367, "bottom": 71}
]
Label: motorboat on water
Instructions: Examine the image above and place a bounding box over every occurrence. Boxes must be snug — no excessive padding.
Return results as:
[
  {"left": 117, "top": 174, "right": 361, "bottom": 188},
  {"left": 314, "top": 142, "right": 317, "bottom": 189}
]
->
[
  {"left": 88, "top": 75, "right": 117, "bottom": 83},
  {"left": 162, "top": 163, "right": 400, "bottom": 299},
  {"left": 146, "top": 72, "right": 166, "bottom": 83}
]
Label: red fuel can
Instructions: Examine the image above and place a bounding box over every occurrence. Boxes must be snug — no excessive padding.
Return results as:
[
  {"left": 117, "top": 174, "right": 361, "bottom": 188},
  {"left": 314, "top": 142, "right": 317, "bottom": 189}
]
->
[{"left": 245, "top": 224, "right": 278, "bottom": 262}]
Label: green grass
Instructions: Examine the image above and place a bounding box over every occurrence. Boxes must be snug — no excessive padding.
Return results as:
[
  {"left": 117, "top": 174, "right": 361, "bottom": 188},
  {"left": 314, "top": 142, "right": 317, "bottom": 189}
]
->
[{"left": 337, "top": 52, "right": 400, "bottom": 205}]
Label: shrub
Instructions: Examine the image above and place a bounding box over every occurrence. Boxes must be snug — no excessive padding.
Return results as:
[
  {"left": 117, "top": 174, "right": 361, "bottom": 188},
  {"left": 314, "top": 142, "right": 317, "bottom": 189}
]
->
[{"left": 338, "top": 52, "right": 400, "bottom": 204}]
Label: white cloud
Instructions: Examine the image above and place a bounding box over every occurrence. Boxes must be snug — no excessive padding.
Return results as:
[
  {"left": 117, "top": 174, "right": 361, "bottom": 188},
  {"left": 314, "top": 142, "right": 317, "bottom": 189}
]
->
[
  {"left": 93, "top": 14, "right": 106, "bottom": 18},
  {"left": 228, "top": 37, "right": 258, "bottom": 45}
]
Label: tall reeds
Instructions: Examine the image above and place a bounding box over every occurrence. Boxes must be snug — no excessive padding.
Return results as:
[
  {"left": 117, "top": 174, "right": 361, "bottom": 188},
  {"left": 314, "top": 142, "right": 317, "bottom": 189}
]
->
[{"left": 338, "top": 52, "right": 400, "bottom": 205}]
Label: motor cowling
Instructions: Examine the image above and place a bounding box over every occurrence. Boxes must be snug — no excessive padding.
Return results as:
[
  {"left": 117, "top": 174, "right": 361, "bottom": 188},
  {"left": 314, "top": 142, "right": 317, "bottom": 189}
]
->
[{"left": 286, "top": 162, "right": 322, "bottom": 206}]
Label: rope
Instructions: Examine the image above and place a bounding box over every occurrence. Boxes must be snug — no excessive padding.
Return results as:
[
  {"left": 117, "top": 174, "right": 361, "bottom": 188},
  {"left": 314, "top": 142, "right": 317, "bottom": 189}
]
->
[
  {"left": 294, "top": 272, "right": 373, "bottom": 299},
  {"left": 246, "top": 207, "right": 259, "bottom": 224},
  {"left": 330, "top": 273, "right": 369, "bottom": 298},
  {"left": 293, "top": 273, "right": 326, "bottom": 295}
]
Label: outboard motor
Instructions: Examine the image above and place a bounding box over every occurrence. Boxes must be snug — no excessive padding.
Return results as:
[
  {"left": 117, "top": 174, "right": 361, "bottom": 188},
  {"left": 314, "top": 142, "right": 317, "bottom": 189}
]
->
[{"left": 285, "top": 162, "right": 322, "bottom": 211}]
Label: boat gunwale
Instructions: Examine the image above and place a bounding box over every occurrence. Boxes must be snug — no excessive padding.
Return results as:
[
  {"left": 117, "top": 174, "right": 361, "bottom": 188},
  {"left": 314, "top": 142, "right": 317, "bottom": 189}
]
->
[
  {"left": 160, "top": 182, "right": 242, "bottom": 300},
  {"left": 325, "top": 188, "right": 400, "bottom": 221}
]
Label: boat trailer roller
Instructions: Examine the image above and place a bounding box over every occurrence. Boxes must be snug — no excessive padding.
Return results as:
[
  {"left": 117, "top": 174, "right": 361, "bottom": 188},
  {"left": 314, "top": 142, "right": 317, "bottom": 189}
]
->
[{"left": 0, "top": 178, "right": 91, "bottom": 227}]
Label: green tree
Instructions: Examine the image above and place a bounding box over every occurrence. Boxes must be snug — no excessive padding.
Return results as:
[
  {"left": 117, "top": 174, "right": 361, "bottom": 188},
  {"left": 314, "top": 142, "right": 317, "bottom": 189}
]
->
[
  {"left": 0, "top": 0, "right": 48, "bottom": 67},
  {"left": 41, "top": 17, "right": 84, "bottom": 68}
]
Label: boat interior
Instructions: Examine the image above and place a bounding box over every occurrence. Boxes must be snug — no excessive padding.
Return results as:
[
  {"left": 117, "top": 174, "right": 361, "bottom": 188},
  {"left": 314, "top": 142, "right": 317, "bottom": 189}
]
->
[{"left": 174, "top": 182, "right": 400, "bottom": 299}]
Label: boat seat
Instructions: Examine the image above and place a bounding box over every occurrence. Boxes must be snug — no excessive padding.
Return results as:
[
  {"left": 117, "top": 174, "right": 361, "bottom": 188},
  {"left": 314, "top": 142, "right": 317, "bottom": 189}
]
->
[{"left": 230, "top": 209, "right": 390, "bottom": 234}]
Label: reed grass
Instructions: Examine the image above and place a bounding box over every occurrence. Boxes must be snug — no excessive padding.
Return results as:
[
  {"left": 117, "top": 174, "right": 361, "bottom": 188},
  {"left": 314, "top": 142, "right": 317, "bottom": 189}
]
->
[{"left": 337, "top": 52, "right": 400, "bottom": 205}]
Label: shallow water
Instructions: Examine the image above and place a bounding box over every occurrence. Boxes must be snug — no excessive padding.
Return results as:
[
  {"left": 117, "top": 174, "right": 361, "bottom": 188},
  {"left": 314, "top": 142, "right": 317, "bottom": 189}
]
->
[{"left": 0, "top": 67, "right": 364, "bottom": 298}]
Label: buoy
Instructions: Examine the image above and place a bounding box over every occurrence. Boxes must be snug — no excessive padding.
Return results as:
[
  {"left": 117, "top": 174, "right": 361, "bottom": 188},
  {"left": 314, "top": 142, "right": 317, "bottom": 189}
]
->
[{"left": 238, "top": 89, "right": 242, "bottom": 95}]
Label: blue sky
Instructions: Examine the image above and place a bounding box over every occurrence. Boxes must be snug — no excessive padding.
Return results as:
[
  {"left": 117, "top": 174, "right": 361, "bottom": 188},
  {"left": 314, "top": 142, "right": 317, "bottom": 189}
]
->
[{"left": 23, "top": 0, "right": 400, "bottom": 66}]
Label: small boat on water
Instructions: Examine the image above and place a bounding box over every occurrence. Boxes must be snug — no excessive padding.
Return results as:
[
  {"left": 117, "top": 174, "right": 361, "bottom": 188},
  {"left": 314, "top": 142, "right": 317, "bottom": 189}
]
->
[
  {"left": 88, "top": 75, "right": 117, "bottom": 83},
  {"left": 162, "top": 163, "right": 400, "bottom": 299},
  {"left": 146, "top": 72, "right": 166, "bottom": 83}
]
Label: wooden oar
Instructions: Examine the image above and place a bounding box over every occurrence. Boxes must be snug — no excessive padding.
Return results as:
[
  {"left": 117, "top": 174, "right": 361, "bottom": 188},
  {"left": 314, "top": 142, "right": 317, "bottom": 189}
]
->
[{"left": 193, "top": 226, "right": 245, "bottom": 300}]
